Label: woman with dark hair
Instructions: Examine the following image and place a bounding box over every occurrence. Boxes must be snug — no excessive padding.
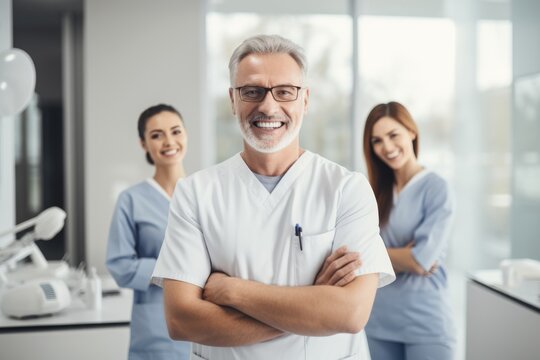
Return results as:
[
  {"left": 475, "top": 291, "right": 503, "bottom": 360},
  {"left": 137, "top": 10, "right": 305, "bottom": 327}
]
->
[
  {"left": 106, "top": 104, "right": 190, "bottom": 359},
  {"left": 363, "top": 102, "right": 455, "bottom": 360}
]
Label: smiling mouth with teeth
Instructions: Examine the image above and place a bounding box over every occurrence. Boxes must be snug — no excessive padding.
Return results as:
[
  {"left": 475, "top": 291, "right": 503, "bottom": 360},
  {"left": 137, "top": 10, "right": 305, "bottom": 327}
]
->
[
  {"left": 161, "top": 149, "right": 179, "bottom": 156},
  {"left": 253, "top": 121, "right": 285, "bottom": 129},
  {"left": 386, "top": 151, "right": 400, "bottom": 160}
]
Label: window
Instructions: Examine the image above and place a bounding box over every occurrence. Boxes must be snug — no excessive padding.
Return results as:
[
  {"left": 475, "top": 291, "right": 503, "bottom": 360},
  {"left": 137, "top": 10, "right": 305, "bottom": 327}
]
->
[{"left": 207, "top": 4, "right": 512, "bottom": 359}]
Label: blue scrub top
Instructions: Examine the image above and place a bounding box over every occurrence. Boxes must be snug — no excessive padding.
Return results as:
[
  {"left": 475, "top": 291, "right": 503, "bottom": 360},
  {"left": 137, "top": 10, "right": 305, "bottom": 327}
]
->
[
  {"left": 106, "top": 180, "right": 190, "bottom": 360},
  {"left": 365, "top": 170, "right": 455, "bottom": 344}
]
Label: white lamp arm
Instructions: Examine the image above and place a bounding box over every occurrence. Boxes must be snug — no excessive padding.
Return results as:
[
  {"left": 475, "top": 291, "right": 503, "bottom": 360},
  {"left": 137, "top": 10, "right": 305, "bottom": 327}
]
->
[
  {"left": 29, "top": 243, "right": 48, "bottom": 269},
  {"left": 0, "top": 217, "right": 38, "bottom": 240},
  {"left": 0, "top": 207, "right": 66, "bottom": 247},
  {"left": 0, "top": 218, "right": 38, "bottom": 250}
]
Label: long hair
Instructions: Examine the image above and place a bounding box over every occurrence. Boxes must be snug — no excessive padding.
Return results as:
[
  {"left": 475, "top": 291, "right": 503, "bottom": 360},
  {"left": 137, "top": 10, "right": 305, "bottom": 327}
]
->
[{"left": 363, "top": 101, "right": 419, "bottom": 226}]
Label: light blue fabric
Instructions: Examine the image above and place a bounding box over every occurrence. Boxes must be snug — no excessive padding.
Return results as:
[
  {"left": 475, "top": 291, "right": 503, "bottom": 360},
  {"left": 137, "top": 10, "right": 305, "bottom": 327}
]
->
[
  {"left": 366, "top": 337, "right": 403, "bottom": 360},
  {"left": 367, "top": 337, "right": 454, "bottom": 360},
  {"left": 106, "top": 181, "right": 190, "bottom": 360},
  {"left": 365, "top": 171, "right": 456, "bottom": 346},
  {"left": 253, "top": 173, "right": 283, "bottom": 193}
]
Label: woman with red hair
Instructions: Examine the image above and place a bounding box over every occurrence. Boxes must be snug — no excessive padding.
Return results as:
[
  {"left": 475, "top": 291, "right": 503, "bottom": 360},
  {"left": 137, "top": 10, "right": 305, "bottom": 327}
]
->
[{"left": 363, "top": 102, "right": 455, "bottom": 360}]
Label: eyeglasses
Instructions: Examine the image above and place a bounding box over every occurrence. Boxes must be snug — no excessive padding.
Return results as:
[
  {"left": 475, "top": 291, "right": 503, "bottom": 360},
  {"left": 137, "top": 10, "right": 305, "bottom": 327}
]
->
[{"left": 235, "top": 85, "right": 302, "bottom": 102}]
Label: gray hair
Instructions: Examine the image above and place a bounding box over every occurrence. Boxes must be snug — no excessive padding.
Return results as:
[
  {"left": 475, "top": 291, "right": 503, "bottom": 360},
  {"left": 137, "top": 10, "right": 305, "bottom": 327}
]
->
[{"left": 228, "top": 34, "right": 308, "bottom": 86}]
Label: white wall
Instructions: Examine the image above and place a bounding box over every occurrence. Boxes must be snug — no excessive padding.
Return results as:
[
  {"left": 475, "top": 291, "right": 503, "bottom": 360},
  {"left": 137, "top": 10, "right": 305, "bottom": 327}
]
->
[
  {"left": 0, "top": 0, "right": 15, "bottom": 247},
  {"left": 84, "top": 0, "right": 209, "bottom": 273}
]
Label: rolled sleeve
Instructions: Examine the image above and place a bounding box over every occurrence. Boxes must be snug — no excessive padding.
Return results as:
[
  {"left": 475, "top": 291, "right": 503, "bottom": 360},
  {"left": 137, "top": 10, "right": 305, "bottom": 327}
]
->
[
  {"left": 411, "top": 179, "right": 454, "bottom": 272},
  {"left": 152, "top": 179, "right": 212, "bottom": 288},
  {"left": 334, "top": 173, "right": 395, "bottom": 288}
]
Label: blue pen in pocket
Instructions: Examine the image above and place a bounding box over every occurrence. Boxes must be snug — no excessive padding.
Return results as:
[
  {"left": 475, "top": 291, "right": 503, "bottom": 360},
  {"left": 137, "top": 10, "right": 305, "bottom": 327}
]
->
[{"left": 295, "top": 223, "right": 303, "bottom": 251}]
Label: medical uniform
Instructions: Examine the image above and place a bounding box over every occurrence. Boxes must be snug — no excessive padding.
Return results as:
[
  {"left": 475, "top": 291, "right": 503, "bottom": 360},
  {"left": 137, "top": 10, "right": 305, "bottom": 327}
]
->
[
  {"left": 153, "top": 151, "right": 395, "bottom": 360},
  {"left": 365, "top": 170, "right": 455, "bottom": 360},
  {"left": 107, "top": 179, "right": 190, "bottom": 360}
]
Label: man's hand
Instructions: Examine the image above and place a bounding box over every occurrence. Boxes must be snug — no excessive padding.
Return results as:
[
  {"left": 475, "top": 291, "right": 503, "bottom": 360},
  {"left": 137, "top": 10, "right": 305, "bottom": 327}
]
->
[
  {"left": 197, "top": 248, "right": 377, "bottom": 337},
  {"left": 314, "top": 246, "right": 361, "bottom": 286},
  {"left": 163, "top": 278, "right": 284, "bottom": 346},
  {"left": 204, "top": 246, "right": 364, "bottom": 306},
  {"left": 203, "top": 272, "right": 235, "bottom": 306}
]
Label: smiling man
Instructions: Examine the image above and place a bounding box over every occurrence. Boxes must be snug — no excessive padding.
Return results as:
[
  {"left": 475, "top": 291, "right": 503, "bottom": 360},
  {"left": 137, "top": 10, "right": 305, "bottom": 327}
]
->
[
  {"left": 152, "top": 35, "right": 395, "bottom": 360},
  {"left": 232, "top": 53, "right": 304, "bottom": 156}
]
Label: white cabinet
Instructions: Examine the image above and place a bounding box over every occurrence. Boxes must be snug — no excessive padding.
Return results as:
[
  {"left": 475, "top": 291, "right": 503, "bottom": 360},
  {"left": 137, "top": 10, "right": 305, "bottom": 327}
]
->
[
  {"left": 0, "top": 326, "right": 130, "bottom": 360},
  {"left": 466, "top": 271, "right": 540, "bottom": 360},
  {"left": 0, "top": 287, "right": 132, "bottom": 360}
]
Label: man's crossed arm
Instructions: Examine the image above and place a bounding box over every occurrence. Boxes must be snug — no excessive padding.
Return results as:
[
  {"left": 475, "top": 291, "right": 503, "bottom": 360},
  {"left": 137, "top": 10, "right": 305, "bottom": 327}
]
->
[{"left": 162, "top": 246, "right": 378, "bottom": 346}]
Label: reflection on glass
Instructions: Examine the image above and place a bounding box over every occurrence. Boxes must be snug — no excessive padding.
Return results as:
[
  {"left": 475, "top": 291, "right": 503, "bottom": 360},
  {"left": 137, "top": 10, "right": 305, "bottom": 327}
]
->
[
  {"left": 475, "top": 20, "right": 512, "bottom": 265},
  {"left": 15, "top": 94, "right": 42, "bottom": 215},
  {"left": 514, "top": 72, "right": 540, "bottom": 200}
]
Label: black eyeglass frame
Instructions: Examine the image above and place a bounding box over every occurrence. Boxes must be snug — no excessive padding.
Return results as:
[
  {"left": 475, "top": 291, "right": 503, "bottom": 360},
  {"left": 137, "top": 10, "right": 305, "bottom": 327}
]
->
[{"left": 234, "top": 85, "right": 303, "bottom": 103}]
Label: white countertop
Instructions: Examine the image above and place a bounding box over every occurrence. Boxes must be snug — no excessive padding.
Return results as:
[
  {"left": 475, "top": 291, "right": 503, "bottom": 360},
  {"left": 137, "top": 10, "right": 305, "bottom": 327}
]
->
[
  {"left": 0, "top": 277, "right": 132, "bottom": 331},
  {"left": 470, "top": 269, "right": 540, "bottom": 311}
]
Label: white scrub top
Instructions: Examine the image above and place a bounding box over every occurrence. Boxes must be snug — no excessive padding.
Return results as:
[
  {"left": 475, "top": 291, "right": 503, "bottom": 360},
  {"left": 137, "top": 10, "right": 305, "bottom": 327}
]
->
[{"left": 153, "top": 151, "right": 395, "bottom": 360}]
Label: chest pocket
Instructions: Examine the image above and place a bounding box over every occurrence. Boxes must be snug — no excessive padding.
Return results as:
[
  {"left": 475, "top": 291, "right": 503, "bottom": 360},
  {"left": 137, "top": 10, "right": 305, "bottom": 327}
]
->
[{"left": 293, "top": 229, "right": 335, "bottom": 286}]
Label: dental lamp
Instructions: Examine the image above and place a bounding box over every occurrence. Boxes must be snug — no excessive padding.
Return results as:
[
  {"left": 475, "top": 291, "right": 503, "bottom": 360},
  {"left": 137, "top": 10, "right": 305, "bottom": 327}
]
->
[
  {"left": 0, "top": 206, "right": 66, "bottom": 241},
  {"left": 0, "top": 207, "right": 68, "bottom": 286},
  {"left": 0, "top": 207, "right": 73, "bottom": 319},
  {"left": 0, "top": 48, "right": 36, "bottom": 117}
]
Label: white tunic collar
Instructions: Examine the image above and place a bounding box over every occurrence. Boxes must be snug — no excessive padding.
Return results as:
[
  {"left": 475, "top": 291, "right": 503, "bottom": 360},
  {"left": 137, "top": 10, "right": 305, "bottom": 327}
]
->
[{"left": 232, "top": 151, "right": 314, "bottom": 213}]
